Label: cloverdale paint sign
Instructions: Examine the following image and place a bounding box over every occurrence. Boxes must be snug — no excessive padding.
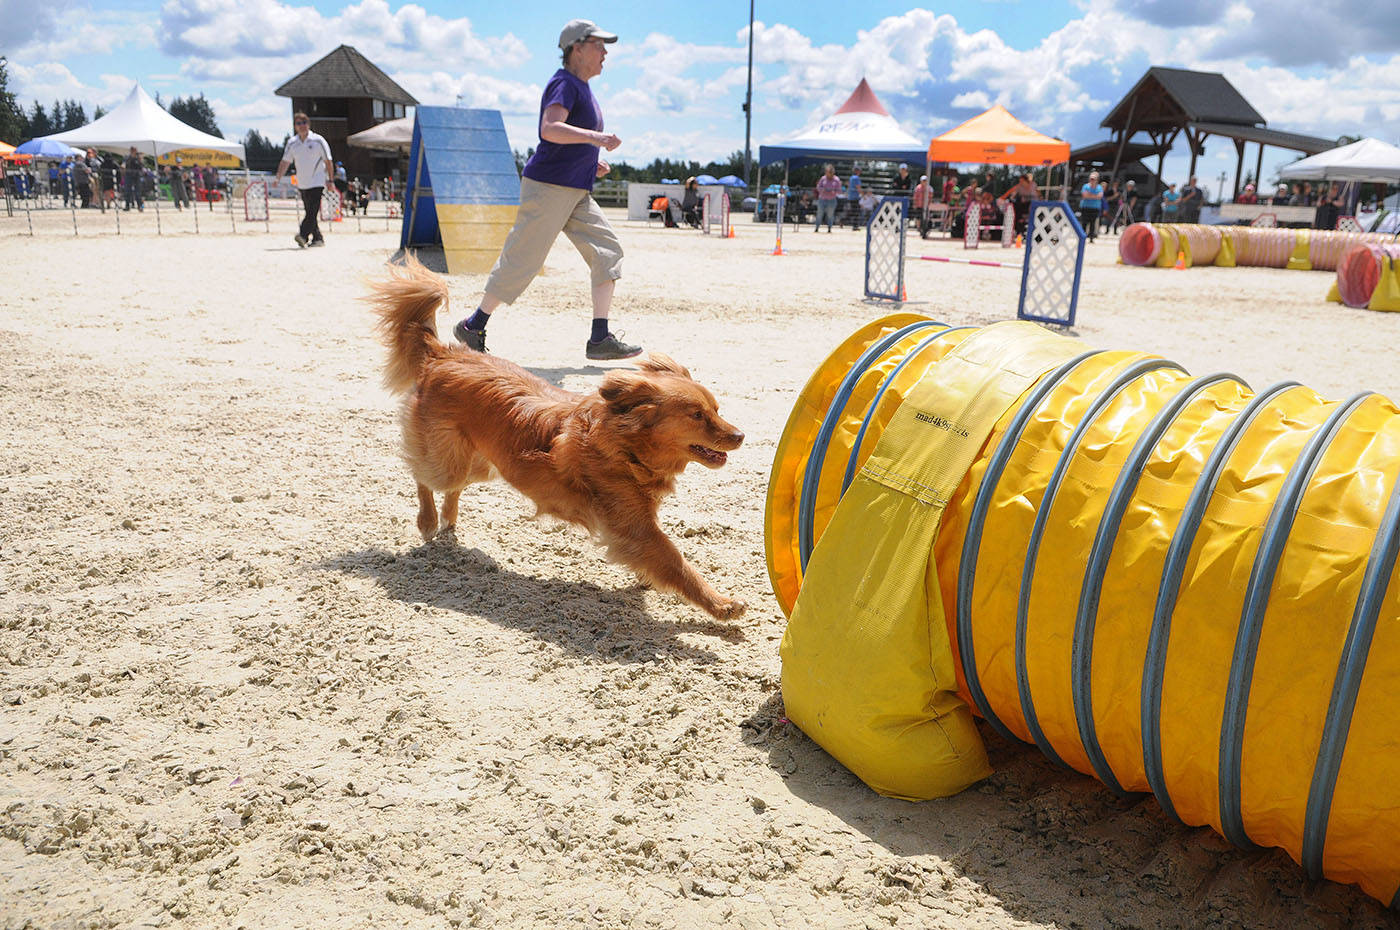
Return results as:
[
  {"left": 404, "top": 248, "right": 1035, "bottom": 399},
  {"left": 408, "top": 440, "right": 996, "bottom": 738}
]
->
[{"left": 156, "top": 148, "right": 243, "bottom": 168}]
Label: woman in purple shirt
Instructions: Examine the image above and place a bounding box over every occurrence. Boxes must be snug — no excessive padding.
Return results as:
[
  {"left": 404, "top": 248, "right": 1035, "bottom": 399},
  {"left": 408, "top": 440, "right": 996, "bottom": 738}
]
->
[{"left": 454, "top": 18, "right": 641, "bottom": 360}]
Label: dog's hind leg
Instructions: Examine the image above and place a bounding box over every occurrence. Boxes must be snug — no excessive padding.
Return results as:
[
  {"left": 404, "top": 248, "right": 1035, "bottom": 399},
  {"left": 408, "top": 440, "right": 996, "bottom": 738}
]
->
[{"left": 415, "top": 483, "right": 438, "bottom": 541}]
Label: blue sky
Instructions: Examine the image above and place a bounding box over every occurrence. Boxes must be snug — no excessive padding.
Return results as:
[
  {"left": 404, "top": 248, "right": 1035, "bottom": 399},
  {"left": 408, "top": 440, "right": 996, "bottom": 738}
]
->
[{"left": 3, "top": 0, "right": 1398, "bottom": 188}]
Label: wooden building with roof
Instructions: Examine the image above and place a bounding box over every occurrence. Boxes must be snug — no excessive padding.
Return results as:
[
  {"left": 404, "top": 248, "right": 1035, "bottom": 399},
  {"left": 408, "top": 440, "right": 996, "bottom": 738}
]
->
[
  {"left": 275, "top": 45, "right": 418, "bottom": 183},
  {"left": 1073, "top": 66, "right": 1336, "bottom": 198}
]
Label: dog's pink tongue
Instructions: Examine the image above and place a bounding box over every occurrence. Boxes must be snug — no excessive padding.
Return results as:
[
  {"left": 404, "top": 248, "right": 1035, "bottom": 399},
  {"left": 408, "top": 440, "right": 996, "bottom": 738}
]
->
[{"left": 692, "top": 445, "right": 726, "bottom": 466}]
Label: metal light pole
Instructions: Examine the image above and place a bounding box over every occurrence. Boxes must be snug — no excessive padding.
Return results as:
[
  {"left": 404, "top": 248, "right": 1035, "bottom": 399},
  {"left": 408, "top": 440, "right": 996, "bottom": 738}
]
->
[{"left": 743, "top": 0, "right": 755, "bottom": 190}]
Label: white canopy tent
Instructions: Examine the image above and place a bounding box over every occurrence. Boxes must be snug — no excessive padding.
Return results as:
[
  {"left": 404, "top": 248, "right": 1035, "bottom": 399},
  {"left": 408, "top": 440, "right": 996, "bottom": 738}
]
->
[
  {"left": 44, "top": 84, "right": 246, "bottom": 161},
  {"left": 1278, "top": 137, "right": 1400, "bottom": 182},
  {"left": 347, "top": 116, "right": 412, "bottom": 153}
]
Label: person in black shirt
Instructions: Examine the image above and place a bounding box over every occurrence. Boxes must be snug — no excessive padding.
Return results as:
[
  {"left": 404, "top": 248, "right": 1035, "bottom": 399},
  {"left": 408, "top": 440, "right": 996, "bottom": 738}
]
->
[{"left": 891, "top": 162, "right": 913, "bottom": 195}]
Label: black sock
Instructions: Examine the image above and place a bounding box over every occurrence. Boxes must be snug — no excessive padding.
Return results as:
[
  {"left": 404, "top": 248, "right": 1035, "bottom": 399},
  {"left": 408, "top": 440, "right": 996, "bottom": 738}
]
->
[
  {"left": 590, "top": 318, "right": 609, "bottom": 343},
  {"left": 465, "top": 307, "right": 490, "bottom": 331}
]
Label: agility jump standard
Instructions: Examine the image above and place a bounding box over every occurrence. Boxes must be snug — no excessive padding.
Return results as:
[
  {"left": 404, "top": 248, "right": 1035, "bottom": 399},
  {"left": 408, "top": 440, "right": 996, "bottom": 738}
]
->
[{"left": 866, "top": 199, "right": 1086, "bottom": 327}]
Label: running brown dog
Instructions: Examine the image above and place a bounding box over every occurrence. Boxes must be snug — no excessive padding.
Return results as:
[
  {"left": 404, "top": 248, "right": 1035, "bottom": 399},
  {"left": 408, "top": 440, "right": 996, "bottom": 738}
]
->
[{"left": 368, "top": 254, "right": 747, "bottom": 620}]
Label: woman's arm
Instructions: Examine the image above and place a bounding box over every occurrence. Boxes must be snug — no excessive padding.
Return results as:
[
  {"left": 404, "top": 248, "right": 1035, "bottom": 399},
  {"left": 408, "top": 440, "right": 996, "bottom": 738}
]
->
[{"left": 540, "top": 103, "right": 620, "bottom": 151}]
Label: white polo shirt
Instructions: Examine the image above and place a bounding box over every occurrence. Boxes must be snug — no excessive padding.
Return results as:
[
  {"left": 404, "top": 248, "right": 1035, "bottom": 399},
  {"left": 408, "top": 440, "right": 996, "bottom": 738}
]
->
[{"left": 282, "top": 131, "right": 333, "bottom": 190}]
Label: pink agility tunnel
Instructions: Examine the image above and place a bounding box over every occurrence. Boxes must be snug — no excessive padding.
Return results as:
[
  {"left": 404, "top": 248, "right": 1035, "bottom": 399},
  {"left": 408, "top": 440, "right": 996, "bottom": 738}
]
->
[
  {"left": 1232, "top": 227, "right": 1297, "bottom": 268},
  {"left": 1313, "top": 234, "right": 1384, "bottom": 275},
  {"left": 1336, "top": 243, "right": 1400, "bottom": 309},
  {"left": 1118, "top": 223, "right": 1397, "bottom": 272},
  {"left": 1119, "top": 223, "right": 1161, "bottom": 266}
]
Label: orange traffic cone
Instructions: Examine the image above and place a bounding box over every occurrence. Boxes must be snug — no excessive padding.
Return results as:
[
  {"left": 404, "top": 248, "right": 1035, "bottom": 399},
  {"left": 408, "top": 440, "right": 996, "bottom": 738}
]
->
[
  {"left": 900, "top": 285, "right": 907, "bottom": 301},
  {"left": 771, "top": 245, "right": 784, "bottom": 256},
  {"left": 727, "top": 227, "right": 736, "bottom": 238},
  {"left": 1173, "top": 249, "right": 1186, "bottom": 270}
]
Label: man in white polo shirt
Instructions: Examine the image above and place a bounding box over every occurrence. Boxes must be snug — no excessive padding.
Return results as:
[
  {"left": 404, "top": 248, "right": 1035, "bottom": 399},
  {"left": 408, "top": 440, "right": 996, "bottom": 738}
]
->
[{"left": 275, "top": 111, "right": 334, "bottom": 248}]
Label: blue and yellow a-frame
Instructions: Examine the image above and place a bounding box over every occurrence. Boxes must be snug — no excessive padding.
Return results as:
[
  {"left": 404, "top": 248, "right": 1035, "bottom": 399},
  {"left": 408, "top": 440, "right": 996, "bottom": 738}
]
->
[{"left": 400, "top": 106, "right": 518, "bottom": 274}]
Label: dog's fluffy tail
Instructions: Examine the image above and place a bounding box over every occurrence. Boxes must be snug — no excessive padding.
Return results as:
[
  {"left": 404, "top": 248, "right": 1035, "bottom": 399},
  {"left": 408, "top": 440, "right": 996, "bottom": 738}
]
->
[{"left": 368, "top": 251, "right": 451, "bottom": 394}]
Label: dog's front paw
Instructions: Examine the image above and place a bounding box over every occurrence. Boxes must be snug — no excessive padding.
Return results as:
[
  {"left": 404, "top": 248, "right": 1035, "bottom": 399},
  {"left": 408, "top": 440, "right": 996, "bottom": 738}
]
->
[{"left": 709, "top": 598, "right": 747, "bottom": 621}]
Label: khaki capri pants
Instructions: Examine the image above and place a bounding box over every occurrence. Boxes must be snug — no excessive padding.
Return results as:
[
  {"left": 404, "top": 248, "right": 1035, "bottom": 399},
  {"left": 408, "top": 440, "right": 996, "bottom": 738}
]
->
[{"left": 484, "top": 177, "right": 623, "bottom": 305}]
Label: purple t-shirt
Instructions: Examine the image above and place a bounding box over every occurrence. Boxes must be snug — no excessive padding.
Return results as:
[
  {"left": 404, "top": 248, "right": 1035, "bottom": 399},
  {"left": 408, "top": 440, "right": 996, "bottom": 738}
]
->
[{"left": 522, "top": 69, "right": 602, "bottom": 191}]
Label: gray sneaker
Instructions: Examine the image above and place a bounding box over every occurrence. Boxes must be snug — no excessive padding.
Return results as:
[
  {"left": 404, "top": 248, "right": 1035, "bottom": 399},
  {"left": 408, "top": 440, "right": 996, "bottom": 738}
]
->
[
  {"left": 294, "top": 234, "right": 307, "bottom": 248},
  {"left": 585, "top": 332, "right": 643, "bottom": 361},
  {"left": 453, "top": 319, "right": 487, "bottom": 352}
]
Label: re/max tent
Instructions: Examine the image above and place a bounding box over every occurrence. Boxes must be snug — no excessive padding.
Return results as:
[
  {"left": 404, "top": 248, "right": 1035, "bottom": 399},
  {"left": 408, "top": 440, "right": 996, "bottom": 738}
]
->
[
  {"left": 928, "top": 105, "right": 1069, "bottom": 167},
  {"left": 759, "top": 79, "right": 927, "bottom": 168}
]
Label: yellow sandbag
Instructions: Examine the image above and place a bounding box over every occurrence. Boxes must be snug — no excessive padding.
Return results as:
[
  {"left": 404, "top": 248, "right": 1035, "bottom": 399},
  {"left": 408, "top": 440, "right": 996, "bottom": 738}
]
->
[
  {"left": 769, "top": 317, "right": 1400, "bottom": 905},
  {"left": 780, "top": 322, "right": 1080, "bottom": 800},
  {"left": 1155, "top": 225, "right": 1179, "bottom": 268},
  {"left": 1370, "top": 256, "right": 1400, "bottom": 312},
  {"left": 1287, "top": 230, "right": 1313, "bottom": 270},
  {"left": 1214, "top": 228, "right": 1237, "bottom": 267}
]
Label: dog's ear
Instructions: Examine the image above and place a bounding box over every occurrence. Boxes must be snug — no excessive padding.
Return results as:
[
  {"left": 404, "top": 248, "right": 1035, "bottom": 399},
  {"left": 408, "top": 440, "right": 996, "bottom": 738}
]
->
[
  {"left": 636, "top": 352, "right": 690, "bottom": 379},
  {"left": 599, "top": 370, "right": 658, "bottom": 414}
]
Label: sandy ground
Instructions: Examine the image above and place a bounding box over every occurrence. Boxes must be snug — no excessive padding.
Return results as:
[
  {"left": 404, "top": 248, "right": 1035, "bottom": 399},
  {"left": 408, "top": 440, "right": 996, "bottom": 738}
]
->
[{"left": 3, "top": 203, "right": 1400, "bottom": 930}]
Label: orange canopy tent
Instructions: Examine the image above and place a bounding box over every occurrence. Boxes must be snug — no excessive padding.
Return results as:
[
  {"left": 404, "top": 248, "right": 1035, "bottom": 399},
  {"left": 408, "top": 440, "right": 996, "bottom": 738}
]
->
[{"left": 928, "top": 105, "right": 1069, "bottom": 166}]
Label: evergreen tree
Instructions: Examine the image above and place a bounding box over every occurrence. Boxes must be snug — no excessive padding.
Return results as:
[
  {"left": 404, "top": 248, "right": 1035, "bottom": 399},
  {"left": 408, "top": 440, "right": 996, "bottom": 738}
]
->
[
  {"left": 0, "top": 58, "right": 25, "bottom": 144},
  {"left": 61, "top": 99, "right": 87, "bottom": 130},
  {"left": 242, "top": 129, "right": 284, "bottom": 172},
  {"left": 28, "top": 100, "right": 52, "bottom": 137},
  {"left": 169, "top": 94, "right": 223, "bottom": 138}
]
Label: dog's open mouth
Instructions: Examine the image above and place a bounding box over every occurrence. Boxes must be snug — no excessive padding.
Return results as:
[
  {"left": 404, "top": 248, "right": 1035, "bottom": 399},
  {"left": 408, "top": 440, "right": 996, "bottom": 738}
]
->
[{"left": 690, "top": 444, "right": 728, "bottom": 467}]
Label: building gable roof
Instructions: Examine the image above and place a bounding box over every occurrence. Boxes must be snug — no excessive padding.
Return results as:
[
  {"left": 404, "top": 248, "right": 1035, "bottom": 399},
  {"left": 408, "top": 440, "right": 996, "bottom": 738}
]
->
[
  {"left": 1102, "top": 67, "right": 1264, "bottom": 131},
  {"left": 275, "top": 45, "right": 418, "bottom": 105}
]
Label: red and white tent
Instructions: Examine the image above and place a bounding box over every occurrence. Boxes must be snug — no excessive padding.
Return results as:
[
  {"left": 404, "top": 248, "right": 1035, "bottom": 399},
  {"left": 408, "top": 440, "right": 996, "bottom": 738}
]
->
[{"left": 758, "top": 79, "right": 927, "bottom": 168}]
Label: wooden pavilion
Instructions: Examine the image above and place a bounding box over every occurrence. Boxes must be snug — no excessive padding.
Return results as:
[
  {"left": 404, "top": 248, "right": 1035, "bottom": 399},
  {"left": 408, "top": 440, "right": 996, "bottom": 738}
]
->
[
  {"left": 275, "top": 45, "right": 418, "bottom": 184},
  {"left": 1076, "top": 67, "right": 1335, "bottom": 198}
]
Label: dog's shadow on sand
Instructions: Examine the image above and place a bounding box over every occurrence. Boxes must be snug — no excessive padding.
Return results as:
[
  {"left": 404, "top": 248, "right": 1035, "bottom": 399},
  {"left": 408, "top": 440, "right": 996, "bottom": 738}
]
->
[
  {"left": 527, "top": 365, "right": 610, "bottom": 387},
  {"left": 390, "top": 247, "right": 448, "bottom": 273},
  {"left": 324, "top": 538, "right": 737, "bottom": 665}
]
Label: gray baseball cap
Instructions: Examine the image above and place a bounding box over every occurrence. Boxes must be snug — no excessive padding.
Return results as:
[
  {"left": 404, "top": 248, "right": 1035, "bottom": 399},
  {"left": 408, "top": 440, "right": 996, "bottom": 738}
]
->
[{"left": 558, "top": 19, "right": 617, "bottom": 49}]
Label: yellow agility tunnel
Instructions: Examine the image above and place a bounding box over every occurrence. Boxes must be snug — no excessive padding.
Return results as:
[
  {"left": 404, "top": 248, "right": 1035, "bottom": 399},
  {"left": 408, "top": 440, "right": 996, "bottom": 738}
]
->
[{"left": 766, "top": 315, "right": 1400, "bottom": 906}]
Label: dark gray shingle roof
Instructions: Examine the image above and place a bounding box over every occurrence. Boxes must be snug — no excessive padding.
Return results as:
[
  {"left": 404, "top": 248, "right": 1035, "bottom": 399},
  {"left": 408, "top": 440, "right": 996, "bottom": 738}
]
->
[
  {"left": 275, "top": 45, "right": 418, "bottom": 105},
  {"left": 1102, "top": 67, "right": 1264, "bottom": 130}
]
